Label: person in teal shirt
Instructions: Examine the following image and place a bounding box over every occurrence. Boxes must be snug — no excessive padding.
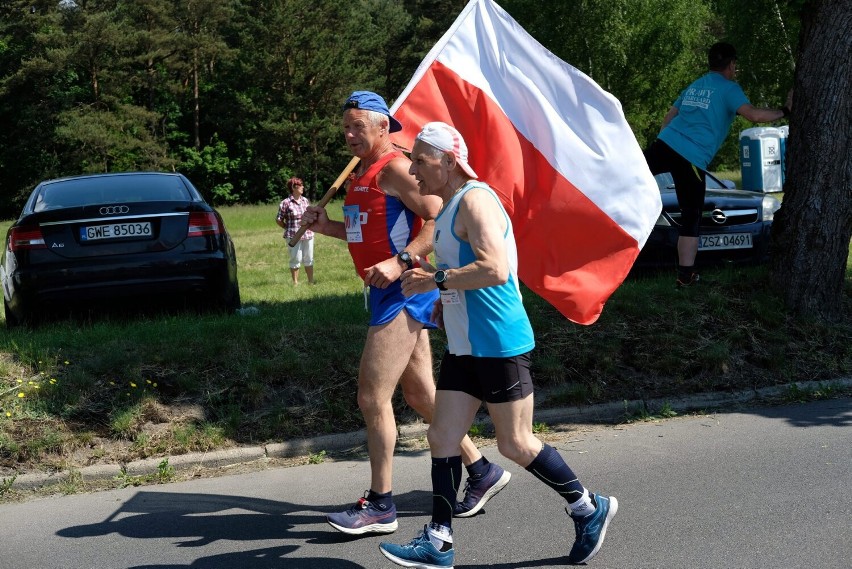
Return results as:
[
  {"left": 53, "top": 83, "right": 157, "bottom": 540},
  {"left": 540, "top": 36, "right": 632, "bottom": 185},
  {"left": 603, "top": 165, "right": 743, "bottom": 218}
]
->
[{"left": 645, "top": 42, "right": 793, "bottom": 286}]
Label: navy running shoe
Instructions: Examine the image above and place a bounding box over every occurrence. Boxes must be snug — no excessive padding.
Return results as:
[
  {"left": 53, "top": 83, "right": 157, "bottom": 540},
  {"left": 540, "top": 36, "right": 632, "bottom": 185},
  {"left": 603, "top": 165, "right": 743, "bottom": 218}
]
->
[
  {"left": 326, "top": 493, "right": 398, "bottom": 535},
  {"left": 453, "top": 462, "right": 511, "bottom": 518},
  {"left": 379, "top": 524, "right": 454, "bottom": 569},
  {"left": 567, "top": 493, "right": 618, "bottom": 564}
]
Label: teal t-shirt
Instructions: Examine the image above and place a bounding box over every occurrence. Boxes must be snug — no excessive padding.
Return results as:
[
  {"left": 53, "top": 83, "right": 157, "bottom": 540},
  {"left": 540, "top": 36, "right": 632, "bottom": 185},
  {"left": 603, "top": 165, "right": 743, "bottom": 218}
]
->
[{"left": 659, "top": 72, "right": 750, "bottom": 169}]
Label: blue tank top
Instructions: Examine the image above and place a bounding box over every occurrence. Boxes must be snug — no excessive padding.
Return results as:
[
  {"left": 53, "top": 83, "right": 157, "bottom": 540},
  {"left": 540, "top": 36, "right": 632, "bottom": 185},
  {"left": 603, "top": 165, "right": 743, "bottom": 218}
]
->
[{"left": 433, "top": 182, "right": 534, "bottom": 357}]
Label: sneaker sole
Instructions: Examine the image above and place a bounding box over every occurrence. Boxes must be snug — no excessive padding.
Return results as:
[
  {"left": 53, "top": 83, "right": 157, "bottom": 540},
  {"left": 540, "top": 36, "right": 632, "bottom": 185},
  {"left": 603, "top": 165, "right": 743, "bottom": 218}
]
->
[
  {"left": 327, "top": 518, "right": 398, "bottom": 535},
  {"left": 454, "top": 470, "right": 512, "bottom": 518},
  {"left": 574, "top": 496, "right": 618, "bottom": 564},
  {"left": 379, "top": 546, "right": 454, "bottom": 569}
]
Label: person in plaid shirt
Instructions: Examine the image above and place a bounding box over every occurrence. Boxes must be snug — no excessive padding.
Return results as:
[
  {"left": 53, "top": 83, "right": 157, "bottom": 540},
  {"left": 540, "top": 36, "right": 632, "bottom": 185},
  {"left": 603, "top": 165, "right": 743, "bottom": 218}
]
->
[{"left": 276, "top": 176, "right": 315, "bottom": 285}]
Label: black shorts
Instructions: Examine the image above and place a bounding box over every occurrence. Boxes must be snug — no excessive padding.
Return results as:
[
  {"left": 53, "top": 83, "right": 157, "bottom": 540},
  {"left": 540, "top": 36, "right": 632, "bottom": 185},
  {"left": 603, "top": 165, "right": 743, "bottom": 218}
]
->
[{"left": 437, "top": 351, "right": 534, "bottom": 404}]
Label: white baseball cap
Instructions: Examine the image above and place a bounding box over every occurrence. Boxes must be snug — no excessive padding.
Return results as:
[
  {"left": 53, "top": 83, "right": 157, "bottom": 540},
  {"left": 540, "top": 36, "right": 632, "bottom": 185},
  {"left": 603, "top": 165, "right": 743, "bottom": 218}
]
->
[{"left": 415, "top": 121, "right": 478, "bottom": 179}]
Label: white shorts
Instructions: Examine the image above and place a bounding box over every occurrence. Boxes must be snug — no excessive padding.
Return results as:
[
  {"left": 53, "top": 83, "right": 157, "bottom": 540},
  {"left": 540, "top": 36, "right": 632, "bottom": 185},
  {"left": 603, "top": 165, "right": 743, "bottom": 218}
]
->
[{"left": 288, "top": 238, "right": 314, "bottom": 269}]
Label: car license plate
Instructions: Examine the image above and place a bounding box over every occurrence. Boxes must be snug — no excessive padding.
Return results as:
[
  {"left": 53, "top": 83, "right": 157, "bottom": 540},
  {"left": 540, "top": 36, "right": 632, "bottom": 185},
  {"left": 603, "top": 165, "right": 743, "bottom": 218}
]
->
[
  {"left": 699, "top": 233, "right": 752, "bottom": 250},
  {"left": 80, "top": 222, "right": 152, "bottom": 241}
]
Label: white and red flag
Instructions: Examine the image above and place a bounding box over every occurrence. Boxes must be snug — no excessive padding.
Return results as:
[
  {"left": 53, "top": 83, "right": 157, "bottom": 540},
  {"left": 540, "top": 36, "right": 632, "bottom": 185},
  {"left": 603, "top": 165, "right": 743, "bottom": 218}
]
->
[{"left": 390, "top": 0, "right": 661, "bottom": 325}]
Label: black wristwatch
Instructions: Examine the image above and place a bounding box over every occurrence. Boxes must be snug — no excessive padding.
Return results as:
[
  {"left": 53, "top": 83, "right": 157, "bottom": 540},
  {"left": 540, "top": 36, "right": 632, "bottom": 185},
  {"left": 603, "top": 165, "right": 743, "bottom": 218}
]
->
[
  {"left": 397, "top": 251, "right": 413, "bottom": 270},
  {"left": 434, "top": 269, "right": 448, "bottom": 291}
]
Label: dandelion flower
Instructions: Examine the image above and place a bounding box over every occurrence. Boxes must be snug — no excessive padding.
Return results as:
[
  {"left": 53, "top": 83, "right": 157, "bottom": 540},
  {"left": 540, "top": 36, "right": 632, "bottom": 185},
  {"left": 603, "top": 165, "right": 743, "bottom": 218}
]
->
[
  {"left": 64, "top": 360, "right": 70, "bottom": 365},
  {"left": 130, "top": 382, "right": 137, "bottom": 388},
  {"left": 5, "top": 412, "right": 10, "bottom": 417},
  {"left": 17, "top": 392, "right": 25, "bottom": 398}
]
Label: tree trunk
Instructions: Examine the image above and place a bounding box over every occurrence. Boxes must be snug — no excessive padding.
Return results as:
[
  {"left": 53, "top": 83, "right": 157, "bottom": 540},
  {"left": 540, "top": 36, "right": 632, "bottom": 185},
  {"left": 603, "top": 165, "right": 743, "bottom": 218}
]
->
[{"left": 769, "top": 0, "right": 852, "bottom": 320}]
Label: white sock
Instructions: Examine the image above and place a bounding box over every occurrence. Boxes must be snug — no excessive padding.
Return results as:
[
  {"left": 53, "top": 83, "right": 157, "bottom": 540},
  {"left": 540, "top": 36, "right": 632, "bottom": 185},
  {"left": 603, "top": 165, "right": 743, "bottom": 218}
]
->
[
  {"left": 427, "top": 522, "right": 453, "bottom": 549},
  {"left": 568, "top": 489, "right": 596, "bottom": 518}
]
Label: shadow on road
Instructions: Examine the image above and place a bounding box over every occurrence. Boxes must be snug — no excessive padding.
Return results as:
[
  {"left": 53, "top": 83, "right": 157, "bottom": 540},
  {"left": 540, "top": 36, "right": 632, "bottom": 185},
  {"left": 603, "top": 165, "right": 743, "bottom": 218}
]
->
[
  {"left": 54, "top": 488, "right": 434, "bottom": 568},
  {"left": 747, "top": 397, "right": 851, "bottom": 428}
]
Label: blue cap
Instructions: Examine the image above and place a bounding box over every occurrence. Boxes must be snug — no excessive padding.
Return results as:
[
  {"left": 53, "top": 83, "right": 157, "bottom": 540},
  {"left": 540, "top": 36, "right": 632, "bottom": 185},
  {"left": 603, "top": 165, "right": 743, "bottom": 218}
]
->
[{"left": 342, "top": 91, "right": 402, "bottom": 133}]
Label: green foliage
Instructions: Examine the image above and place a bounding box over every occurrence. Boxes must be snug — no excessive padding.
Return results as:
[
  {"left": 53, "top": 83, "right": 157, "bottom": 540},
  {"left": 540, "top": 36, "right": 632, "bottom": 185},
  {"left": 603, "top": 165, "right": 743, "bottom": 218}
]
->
[
  {"left": 179, "top": 137, "right": 240, "bottom": 204},
  {"left": 0, "top": 0, "right": 806, "bottom": 215}
]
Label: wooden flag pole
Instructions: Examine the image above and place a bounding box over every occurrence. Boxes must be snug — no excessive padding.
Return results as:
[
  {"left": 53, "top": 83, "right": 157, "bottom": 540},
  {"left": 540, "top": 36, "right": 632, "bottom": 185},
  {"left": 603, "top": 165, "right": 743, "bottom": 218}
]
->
[{"left": 288, "top": 156, "right": 360, "bottom": 247}]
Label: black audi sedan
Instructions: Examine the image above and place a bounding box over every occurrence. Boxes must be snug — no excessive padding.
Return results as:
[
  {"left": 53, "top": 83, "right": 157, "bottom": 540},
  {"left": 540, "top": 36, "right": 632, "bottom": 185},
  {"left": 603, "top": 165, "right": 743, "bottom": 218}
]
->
[
  {"left": 635, "top": 172, "right": 782, "bottom": 269},
  {"left": 1, "top": 172, "right": 240, "bottom": 326}
]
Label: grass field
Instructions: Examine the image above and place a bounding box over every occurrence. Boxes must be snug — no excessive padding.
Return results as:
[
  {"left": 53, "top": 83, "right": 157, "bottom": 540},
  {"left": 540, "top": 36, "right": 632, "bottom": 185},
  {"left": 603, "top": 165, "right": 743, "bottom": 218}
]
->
[{"left": 0, "top": 192, "right": 850, "bottom": 498}]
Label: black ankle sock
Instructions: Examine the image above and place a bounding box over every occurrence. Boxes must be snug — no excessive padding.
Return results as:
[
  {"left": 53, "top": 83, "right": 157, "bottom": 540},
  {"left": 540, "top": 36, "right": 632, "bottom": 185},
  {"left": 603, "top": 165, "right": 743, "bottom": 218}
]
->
[
  {"left": 366, "top": 489, "right": 393, "bottom": 510},
  {"left": 466, "top": 456, "right": 490, "bottom": 478}
]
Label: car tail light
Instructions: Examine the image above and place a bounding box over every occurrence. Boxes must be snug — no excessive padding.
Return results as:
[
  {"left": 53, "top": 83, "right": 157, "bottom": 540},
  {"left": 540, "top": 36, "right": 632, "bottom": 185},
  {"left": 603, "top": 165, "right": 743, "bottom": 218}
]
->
[
  {"left": 9, "top": 225, "right": 47, "bottom": 251},
  {"left": 187, "top": 212, "right": 221, "bottom": 237}
]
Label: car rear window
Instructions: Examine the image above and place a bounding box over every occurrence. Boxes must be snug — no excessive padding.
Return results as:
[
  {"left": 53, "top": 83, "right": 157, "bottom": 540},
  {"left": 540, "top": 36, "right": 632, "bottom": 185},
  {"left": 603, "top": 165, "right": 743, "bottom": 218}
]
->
[{"left": 34, "top": 175, "right": 191, "bottom": 212}]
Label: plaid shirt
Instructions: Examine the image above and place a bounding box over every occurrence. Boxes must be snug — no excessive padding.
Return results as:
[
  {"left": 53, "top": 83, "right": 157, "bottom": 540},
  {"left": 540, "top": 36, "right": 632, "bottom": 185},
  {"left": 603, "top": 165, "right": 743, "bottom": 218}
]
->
[{"left": 278, "top": 195, "right": 313, "bottom": 241}]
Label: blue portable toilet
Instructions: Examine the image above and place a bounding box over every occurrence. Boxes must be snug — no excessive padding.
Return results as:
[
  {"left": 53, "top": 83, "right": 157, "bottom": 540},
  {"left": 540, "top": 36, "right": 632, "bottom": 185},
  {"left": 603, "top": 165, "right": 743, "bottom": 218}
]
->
[
  {"left": 739, "top": 127, "right": 783, "bottom": 192},
  {"left": 778, "top": 125, "right": 789, "bottom": 187}
]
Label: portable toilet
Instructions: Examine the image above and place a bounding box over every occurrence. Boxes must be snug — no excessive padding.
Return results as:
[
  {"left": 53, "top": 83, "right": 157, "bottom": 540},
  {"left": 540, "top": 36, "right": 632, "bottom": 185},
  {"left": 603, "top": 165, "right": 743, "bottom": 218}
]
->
[
  {"left": 778, "top": 125, "right": 789, "bottom": 187},
  {"left": 739, "top": 127, "right": 783, "bottom": 192}
]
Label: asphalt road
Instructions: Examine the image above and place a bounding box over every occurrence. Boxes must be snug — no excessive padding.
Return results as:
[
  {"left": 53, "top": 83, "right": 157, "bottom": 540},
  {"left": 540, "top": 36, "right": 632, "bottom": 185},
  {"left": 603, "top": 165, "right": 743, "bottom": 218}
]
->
[{"left": 1, "top": 397, "right": 850, "bottom": 569}]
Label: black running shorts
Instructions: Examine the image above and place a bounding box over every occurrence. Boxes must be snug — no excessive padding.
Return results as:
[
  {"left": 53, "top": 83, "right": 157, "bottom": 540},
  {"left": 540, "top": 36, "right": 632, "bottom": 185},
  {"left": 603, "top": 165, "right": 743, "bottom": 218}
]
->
[{"left": 437, "top": 351, "right": 534, "bottom": 404}]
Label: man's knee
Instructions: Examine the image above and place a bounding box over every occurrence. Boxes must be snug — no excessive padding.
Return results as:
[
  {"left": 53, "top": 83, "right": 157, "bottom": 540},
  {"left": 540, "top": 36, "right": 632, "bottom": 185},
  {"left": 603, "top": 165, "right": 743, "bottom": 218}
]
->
[
  {"left": 402, "top": 388, "right": 434, "bottom": 418},
  {"left": 356, "top": 384, "right": 392, "bottom": 417}
]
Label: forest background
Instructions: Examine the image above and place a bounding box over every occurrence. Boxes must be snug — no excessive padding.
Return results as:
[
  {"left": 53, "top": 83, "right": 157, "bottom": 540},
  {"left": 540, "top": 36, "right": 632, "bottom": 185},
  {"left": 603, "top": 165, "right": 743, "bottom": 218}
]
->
[{"left": 0, "top": 0, "right": 799, "bottom": 216}]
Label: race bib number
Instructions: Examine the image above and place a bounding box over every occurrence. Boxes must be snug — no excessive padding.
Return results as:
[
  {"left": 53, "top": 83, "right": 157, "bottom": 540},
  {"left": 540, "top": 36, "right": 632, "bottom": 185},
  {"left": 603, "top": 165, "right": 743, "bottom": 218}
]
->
[
  {"left": 440, "top": 289, "right": 461, "bottom": 305},
  {"left": 343, "top": 205, "right": 367, "bottom": 243}
]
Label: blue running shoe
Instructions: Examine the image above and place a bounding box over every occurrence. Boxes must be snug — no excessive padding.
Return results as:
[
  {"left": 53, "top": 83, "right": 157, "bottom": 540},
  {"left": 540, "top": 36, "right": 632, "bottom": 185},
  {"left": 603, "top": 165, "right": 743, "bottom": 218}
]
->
[
  {"left": 453, "top": 462, "right": 511, "bottom": 518},
  {"left": 379, "top": 525, "right": 454, "bottom": 569},
  {"left": 567, "top": 494, "right": 618, "bottom": 564},
  {"left": 326, "top": 493, "right": 398, "bottom": 535}
]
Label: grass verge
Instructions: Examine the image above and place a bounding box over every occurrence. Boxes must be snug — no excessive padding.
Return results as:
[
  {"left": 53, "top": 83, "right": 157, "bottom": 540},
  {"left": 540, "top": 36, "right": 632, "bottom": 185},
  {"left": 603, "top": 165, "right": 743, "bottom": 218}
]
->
[{"left": 1, "top": 199, "right": 850, "bottom": 501}]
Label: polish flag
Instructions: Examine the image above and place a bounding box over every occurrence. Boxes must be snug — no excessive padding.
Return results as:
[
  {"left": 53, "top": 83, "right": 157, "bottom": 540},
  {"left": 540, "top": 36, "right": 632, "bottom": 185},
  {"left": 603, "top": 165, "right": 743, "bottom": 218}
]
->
[{"left": 389, "top": 0, "right": 661, "bottom": 325}]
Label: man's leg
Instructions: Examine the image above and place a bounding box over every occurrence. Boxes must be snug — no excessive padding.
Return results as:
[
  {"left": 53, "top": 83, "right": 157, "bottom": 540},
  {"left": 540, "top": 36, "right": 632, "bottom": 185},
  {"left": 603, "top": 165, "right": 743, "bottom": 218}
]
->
[
  {"left": 379, "top": 389, "right": 480, "bottom": 568},
  {"left": 397, "top": 327, "right": 484, "bottom": 467},
  {"left": 487, "top": 395, "right": 618, "bottom": 565},
  {"left": 360, "top": 311, "right": 424, "bottom": 494},
  {"left": 398, "top": 326, "right": 511, "bottom": 518},
  {"left": 326, "top": 311, "right": 419, "bottom": 535}
]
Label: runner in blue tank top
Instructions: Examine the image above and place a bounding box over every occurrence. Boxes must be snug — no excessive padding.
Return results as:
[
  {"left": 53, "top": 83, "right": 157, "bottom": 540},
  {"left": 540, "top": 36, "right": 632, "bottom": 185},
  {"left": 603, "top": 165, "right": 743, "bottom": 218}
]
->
[{"left": 383, "top": 122, "right": 619, "bottom": 568}]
